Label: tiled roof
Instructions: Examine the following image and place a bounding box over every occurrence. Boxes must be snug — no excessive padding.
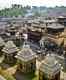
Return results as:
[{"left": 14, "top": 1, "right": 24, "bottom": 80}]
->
[
  {"left": 40, "top": 54, "right": 61, "bottom": 77},
  {"left": 2, "top": 41, "right": 18, "bottom": 54},
  {"left": 47, "top": 23, "right": 64, "bottom": 29},
  {"left": 15, "top": 44, "right": 36, "bottom": 62}
]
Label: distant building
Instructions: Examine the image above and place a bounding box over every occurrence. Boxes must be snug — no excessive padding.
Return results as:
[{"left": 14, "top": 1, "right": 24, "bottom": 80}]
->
[
  {"left": 26, "top": 19, "right": 46, "bottom": 42},
  {"left": 39, "top": 54, "right": 61, "bottom": 80},
  {"left": 57, "top": 16, "right": 66, "bottom": 26},
  {"left": 47, "top": 23, "right": 64, "bottom": 46},
  {"left": 2, "top": 41, "right": 19, "bottom": 64},
  {"left": 15, "top": 43, "right": 36, "bottom": 73}
]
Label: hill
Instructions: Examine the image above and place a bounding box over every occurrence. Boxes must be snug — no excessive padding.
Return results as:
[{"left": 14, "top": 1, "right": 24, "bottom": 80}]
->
[
  {"left": 0, "top": 4, "right": 31, "bottom": 17},
  {"left": 0, "top": 5, "right": 66, "bottom": 17}
]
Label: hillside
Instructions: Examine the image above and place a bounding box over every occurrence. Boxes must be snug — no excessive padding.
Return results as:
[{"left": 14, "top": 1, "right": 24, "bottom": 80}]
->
[
  {"left": 0, "top": 5, "right": 66, "bottom": 17},
  {"left": 0, "top": 5, "right": 30, "bottom": 17},
  {"left": 32, "top": 6, "right": 66, "bottom": 17}
]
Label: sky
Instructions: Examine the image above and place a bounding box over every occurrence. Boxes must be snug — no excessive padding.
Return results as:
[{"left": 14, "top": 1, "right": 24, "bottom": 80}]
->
[{"left": 0, "top": 0, "right": 66, "bottom": 9}]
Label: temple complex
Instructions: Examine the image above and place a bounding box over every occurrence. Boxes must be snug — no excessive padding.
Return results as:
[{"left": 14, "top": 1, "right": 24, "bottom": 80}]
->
[{"left": 0, "top": 16, "right": 65, "bottom": 80}]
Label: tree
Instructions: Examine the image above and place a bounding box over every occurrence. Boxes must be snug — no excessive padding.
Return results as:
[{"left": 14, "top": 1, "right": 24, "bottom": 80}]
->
[{"left": 34, "top": 11, "right": 40, "bottom": 17}]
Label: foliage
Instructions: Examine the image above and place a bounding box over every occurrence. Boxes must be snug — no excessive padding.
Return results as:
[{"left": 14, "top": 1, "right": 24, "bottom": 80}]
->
[
  {"left": 0, "top": 4, "right": 29, "bottom": 17},
  {"left": 0, "top": 5, "right": 66, "bottom": 17}
]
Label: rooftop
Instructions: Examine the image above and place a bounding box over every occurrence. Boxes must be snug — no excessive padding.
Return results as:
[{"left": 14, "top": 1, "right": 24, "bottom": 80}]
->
[
  {"left": 57, "top": 16, "right": 66, "bottom": 19},
  {"left": 44, "top": 19, "right": 57, "bottom": 23},
  {"left": 2, "top": 41, "right": 19, "bottom": 54},
  {"left": 15, "top": 44, "right": 36, "bottom": 62},
  {"left": 47, "top": 23, "right": 64, "bottom": 29},
  {"left": 40, "top": 54, "right": 61, "bottom": 77}
]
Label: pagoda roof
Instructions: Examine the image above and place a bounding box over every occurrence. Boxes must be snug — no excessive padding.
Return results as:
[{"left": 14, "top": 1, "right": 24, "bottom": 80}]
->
[
  {"left": 47, "top": 23, "right": 64, "bottom": 29},
  {"left": 57, "top": 16, "right": 66, "bottom": 19},
  {"left": 44, "top": 19, "right": 57, "bottom": 23},
  {"left": 15, "top": 44, "right": 36, "bottom": 62},
  {"left": 2, "top": 41, "right": 19, "bottom": 54},
  {"left": 40, "top": 54, "right": 61, "bottom": 77}
]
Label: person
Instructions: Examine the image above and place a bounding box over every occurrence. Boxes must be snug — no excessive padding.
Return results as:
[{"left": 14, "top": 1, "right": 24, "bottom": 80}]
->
[{"left": 39, "top": 38, "right": 44, "bottom": 50}]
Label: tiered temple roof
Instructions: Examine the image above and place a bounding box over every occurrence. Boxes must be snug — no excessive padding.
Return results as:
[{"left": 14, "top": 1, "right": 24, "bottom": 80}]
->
[
  {"left": 15, "top": 44, "right": 36, "bottom": 62},
  {"left": 2, "top": 41, "right": 19, "bottom": 54},
  {"left": 47, "top": 23, "right": 64, "bottom": 29},
  {"left": 40, "top": 54, "right": 61, "bottom": 78}
]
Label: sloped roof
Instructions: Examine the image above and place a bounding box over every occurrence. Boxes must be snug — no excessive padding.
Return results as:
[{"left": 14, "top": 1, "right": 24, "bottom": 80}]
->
[
  {"left": 15, "top": 44, "right": 36, "bottom": 62},
  {"left": 44, "top": 19, "right": 57, "bottom": 23},
  {"left": 0, "top": 37, "right": 5, "bottom": 47},
  {"left": 2, "top": 41, "right": 19, "bottom": 54},
  {"left": 47, "top": 23, "right": 64, "bottom": 29},
  {"left": 40, "top": 54, "right": 61, "bottom": 78}
]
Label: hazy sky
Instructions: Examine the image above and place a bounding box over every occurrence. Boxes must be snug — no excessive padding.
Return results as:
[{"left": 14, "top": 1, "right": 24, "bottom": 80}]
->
[{"left": 0, "top": 0, "right": 66, "bottom": 9}]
